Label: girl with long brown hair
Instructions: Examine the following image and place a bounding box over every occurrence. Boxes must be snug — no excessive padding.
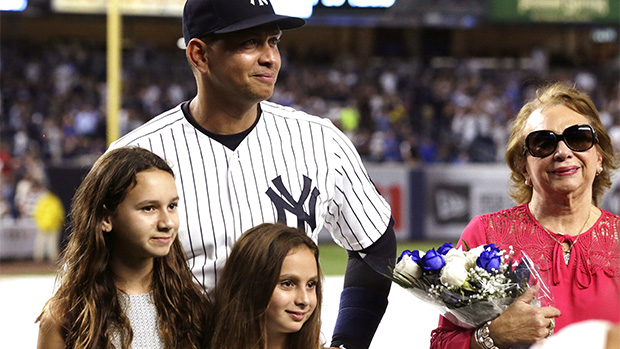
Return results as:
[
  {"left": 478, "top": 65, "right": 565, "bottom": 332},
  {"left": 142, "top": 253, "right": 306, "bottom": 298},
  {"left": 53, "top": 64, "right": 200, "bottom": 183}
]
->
[
  {"left": 209, "top": 223, "right": 323, "bottom": 349},
  {"left": 36, "top": 147, "right": 210, "bottom": 348}
]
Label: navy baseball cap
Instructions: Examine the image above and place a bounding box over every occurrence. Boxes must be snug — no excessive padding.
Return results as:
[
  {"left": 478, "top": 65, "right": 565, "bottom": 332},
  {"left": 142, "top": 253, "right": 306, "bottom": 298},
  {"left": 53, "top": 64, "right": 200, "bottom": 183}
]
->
[{"left": 182, "top": 0, "right": 306, "bottom": 45}]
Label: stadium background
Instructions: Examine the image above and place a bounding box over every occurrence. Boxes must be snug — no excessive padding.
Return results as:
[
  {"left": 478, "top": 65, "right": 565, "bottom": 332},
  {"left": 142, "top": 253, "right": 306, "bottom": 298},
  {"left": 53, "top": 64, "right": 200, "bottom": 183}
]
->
[{"left": 0, "top": 0, "right": 618, "bottom": 347}]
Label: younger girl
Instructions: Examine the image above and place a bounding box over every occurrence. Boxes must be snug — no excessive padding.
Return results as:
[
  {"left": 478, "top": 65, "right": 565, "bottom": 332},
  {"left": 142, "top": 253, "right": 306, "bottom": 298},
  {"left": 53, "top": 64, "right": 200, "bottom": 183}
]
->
[
  {"left": 208, "top": 223, "right": 323, "bottom": 349},
  {"left": 36, "top": 147, "right": 209, "bottom": 348}
]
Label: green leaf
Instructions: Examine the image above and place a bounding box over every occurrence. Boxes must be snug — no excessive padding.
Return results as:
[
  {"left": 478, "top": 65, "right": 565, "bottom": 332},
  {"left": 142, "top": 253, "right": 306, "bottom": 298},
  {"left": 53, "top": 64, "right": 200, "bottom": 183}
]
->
[{"left": 461, "top": 239, "right": 470, "bottom": 251}]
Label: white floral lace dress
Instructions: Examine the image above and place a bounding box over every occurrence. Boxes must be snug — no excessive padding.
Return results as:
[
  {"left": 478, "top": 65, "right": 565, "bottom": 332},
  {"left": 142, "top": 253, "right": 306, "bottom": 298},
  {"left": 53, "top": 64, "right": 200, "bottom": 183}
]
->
[{"left": 111, "top": 292, "right": 164, "bottom": 348}]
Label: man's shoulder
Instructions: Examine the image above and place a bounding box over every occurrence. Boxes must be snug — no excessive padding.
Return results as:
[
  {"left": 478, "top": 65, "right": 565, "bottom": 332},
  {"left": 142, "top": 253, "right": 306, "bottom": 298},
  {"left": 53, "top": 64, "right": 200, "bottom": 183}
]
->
[
  {"left": 109, "top": 104, "right": 185, "bottom": 149},
  {"left": 259, "top": 101, "right": 359, "bottom": 150},
  {"left": 260, "top": 101, "right": 333, "bottom": 127}
]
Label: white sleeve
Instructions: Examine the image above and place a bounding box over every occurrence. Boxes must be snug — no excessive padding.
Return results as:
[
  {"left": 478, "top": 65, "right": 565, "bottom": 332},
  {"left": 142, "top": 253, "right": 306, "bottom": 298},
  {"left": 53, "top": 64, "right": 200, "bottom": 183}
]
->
[{"left": 324, "top": 126, "right": 392, "bottom": 251}]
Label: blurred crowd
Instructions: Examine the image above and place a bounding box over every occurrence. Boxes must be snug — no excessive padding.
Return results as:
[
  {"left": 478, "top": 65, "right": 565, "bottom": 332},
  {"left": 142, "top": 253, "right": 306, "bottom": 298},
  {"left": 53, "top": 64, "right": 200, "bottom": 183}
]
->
[
  {"left": 277, "top": 53, "right": 619, "bottom": 165},
  {"left": 1, "top": 39, "right": 619, "bottom": 221}
]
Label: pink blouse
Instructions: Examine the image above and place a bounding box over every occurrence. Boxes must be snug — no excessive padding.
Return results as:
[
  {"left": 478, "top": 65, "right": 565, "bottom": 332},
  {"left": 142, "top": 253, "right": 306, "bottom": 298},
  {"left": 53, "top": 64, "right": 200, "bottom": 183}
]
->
[{"left": 430, "top": 204, "right": 620, "bottom": 349}]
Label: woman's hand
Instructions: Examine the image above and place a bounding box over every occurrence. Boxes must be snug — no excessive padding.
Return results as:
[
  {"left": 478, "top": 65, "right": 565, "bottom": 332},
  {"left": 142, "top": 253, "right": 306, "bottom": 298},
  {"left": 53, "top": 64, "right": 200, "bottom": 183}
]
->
[{"left": 487, "top": 283, "right": 561, "bottom": 348}]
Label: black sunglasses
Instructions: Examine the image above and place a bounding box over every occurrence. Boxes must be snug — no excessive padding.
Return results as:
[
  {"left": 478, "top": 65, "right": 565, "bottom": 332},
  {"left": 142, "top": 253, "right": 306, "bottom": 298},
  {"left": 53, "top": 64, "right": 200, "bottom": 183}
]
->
[{"left": 524, "top": 124, "right": 598, "bottom": 158}]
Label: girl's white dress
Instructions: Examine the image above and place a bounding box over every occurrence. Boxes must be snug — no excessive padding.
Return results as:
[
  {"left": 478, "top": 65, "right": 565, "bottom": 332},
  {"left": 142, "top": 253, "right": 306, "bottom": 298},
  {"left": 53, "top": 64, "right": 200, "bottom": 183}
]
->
[{"left": 111, "top": 292, "right": 164, "bottom": 348}]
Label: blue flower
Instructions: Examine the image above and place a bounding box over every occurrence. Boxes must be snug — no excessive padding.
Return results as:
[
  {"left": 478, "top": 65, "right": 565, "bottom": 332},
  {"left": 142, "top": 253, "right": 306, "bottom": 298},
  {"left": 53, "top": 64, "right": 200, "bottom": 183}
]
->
[
  {"left": 420, "top": 248, "right": 446, "bottom": 271},
  {"left": 398, "top": 250, "right": 413, "bottom": 263},
  {"left": 484, "top": 243, "right": 500, "bottom": 254},
  {"left": 437, "top": 242, "right": 454, "bottom": 255},
  {"left": 476, "top": 244, "right": 501, "bottom": 273},
  {"left": 410, "top": 250, "right": 424, "bottom": 264}
]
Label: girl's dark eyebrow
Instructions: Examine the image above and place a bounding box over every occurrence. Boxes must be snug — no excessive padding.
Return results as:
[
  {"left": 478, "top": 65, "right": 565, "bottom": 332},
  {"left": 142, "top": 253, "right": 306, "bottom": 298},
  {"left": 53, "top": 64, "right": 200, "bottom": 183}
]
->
[
  {"left": 135, "top": 196, "right": 179, "bottom": 206},
  {"left": 279, "top": 273, "right": 319, "bottom": 281}
]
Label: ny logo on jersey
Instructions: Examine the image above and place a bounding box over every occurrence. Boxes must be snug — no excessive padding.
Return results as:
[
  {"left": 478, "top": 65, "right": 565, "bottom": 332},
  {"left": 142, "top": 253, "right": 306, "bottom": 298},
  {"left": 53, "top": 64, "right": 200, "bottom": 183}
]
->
[
  {"left": 249, "top": 0, "right": 269, "bottom": 6},
  {"left": 266, "top": 175, "right": 320, "bottom": 231}
]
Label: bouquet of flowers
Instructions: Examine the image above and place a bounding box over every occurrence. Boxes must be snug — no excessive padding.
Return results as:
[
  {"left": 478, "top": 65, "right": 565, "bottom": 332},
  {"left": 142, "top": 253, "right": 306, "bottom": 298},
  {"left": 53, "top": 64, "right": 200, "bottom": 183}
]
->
[{"left": 389, "top": 242, "right": 553, "bottom": 328}]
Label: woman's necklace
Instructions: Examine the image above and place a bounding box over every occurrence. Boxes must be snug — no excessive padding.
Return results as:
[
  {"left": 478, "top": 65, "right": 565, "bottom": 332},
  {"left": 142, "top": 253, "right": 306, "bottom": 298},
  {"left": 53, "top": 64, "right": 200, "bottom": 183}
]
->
[{"left": 531, "top": 206, "right": 591, "bottom": 265}]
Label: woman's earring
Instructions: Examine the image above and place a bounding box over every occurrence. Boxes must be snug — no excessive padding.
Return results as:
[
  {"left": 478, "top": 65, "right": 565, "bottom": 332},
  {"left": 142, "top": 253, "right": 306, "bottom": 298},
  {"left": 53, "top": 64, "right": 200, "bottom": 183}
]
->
[
  {"left": 525, "top": 178, "right": 530, "bottom": 186},
  {"left": 596, "top": 166, "right": 603, "bottom": 176}
]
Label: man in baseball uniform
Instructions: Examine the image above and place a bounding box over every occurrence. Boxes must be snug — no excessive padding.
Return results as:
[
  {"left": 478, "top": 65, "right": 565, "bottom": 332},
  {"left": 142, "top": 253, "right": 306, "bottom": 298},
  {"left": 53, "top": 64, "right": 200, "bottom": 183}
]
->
[{"left": 108, "top": 0, "right": 396, "bottom": 347}]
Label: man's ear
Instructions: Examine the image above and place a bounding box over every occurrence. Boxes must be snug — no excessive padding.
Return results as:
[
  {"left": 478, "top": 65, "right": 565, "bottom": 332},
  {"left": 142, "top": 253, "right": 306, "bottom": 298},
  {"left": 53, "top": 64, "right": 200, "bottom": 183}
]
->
[{"left": 186, "top": 38, "right": 209, "bottom": 73}]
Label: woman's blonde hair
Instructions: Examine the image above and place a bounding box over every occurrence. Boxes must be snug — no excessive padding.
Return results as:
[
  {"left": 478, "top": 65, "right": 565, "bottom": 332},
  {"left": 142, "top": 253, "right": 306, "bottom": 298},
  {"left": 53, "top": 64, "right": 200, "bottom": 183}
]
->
[{"left": 505, "top": 82, "right": 618, "bottom": 205}]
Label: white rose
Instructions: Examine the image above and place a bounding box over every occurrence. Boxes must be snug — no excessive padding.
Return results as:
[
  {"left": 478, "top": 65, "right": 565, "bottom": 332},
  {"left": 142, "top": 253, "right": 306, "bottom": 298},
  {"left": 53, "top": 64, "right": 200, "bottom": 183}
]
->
[
  {"left": 440, "top": 258, "right": 468, "bottom": 287},
  {"left": 465, "top": 245, "right": 485, "bottom": 268},
  {"left": 394, "top": 253, "right": 423, "bottom": 282},
  {"left": 444, "top": 247, "right": 466, "bottom": 264}
]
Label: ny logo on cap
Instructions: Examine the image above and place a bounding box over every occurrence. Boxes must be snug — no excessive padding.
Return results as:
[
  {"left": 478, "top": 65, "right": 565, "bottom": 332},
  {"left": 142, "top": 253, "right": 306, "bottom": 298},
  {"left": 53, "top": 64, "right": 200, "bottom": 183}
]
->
[{"left": 250, "top": 0, "right": 269, "bottom": 5}]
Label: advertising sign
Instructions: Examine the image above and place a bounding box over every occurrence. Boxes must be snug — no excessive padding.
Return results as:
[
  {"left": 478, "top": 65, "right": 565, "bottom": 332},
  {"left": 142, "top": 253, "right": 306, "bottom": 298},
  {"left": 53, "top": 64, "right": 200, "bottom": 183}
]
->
[
  {"left": 490, "top": 0, "right": 619, "bottom": 23},
  {"left": 424, "top": 164, "right": 514, "bottom": 240},
  {"left": 367, "top": 164, "right": 411, "bottom": 240},
  {"left": 51, "top": 0, "right": 313, "bottom": 17},
  {"left": 1, "top": 0, "right": 27, "bottom": 11}
]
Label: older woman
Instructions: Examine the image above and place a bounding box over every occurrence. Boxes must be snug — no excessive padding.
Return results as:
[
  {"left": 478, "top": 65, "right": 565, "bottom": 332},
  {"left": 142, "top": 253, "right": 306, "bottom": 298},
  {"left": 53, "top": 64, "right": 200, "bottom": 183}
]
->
[{"left": 430, "top": 82, "right": 620, "bottom": 349}]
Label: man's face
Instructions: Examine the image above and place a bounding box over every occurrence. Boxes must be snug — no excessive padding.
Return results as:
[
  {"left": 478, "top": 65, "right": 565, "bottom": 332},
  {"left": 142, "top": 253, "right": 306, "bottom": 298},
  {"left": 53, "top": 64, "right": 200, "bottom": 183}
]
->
[{"left": 203, "top": 23, "right": 282, "bottom": 105}]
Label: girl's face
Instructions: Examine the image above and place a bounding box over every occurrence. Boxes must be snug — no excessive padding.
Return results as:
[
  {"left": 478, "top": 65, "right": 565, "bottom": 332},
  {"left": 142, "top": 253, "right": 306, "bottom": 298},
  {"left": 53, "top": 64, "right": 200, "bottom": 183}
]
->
[
  {"left": 265, "top": 245, "right": 318, "bottom": 341},
  {"left": 103, "top": 169, "right": 179, "bottom": 262}
]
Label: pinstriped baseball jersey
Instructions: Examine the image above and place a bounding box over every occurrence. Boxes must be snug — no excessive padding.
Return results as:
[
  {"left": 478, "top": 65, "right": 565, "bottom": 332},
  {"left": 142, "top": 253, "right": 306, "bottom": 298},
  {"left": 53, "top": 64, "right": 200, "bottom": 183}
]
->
[{"left": 108, "top": 100, "right": 392, "bottom": 288}]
